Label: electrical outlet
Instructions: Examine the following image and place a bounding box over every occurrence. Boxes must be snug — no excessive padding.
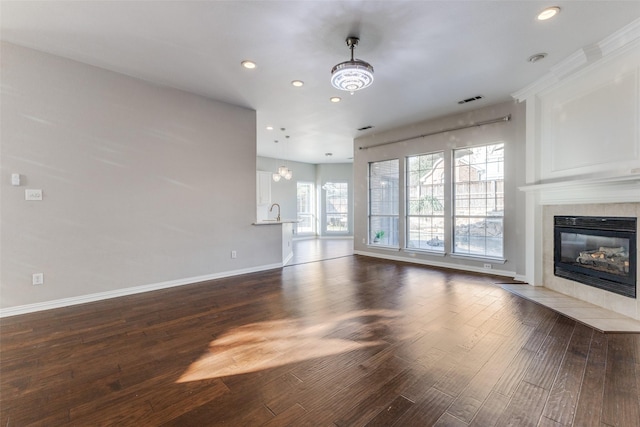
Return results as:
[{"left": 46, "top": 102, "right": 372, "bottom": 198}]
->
[
  {"left": 32, "top": 273, "right": 44, "bottom": 285},
  {"left": 483, "top": 263, "right": 492, "bottom": 269},
  {"left": 231, "top": 250, "right": 237, "bottom": 259}
]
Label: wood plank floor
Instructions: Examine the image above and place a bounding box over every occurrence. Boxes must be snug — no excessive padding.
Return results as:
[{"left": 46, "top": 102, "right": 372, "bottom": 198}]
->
[{"left": 2, "top": 255, "right": 640, "bottom": 426}]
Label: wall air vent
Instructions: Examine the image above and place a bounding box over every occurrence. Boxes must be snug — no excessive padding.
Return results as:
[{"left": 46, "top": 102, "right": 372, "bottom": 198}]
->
[
  {"left": 458, "top": 95, "right": 484, "bottom": 105},
  {"left": 358, "top": 125, "right": 374, "bottom": 131}
]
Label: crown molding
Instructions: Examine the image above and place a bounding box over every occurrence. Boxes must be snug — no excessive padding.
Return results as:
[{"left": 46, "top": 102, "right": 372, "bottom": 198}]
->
[{"left": 511, "top": 17, "right": 640, "bottom": 102}]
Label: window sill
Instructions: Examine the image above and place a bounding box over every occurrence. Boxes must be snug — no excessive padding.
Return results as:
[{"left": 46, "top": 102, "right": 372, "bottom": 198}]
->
[
  {"left": 367, "top": 244, "right": 400, "bottom": 252},
  {"left": 404, "top": 249, "right": 446, "bottom": 257},
  {"left": 449, "top": 253, "right": 507, "bottom": 264}
]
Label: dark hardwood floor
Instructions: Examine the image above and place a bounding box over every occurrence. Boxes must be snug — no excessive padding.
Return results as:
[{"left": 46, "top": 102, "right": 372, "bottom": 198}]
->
[{"left": 2, "top": 255, "right": 640, "bottom": 426}]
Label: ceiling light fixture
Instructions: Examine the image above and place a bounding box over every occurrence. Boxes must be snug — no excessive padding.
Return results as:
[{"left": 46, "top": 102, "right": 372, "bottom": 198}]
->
[
  {"left": 331, "top": 37, "right": 374, "bottom": 94},
  {"left": 537, "top": 6, "right": 560, "bottom": 20},
  {"left": 273, "top": 134, "right": 293, "bottom": 182},
  {"left": 528, "top": 53, "right": 547, "bottom": 63},
  {"left": 291, "top": 80, "right": 304, "bottom": 87},
  {"left": 330, "top": 96, "right": 342, "bottom": 103},
  {"left": 241, "top": 60, "right": 256, "bottom": 69}
]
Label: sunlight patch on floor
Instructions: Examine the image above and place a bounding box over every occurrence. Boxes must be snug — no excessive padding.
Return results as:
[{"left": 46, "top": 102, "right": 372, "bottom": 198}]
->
[{"left": 177, "top": 309, "right": 400, "bottom": 383}]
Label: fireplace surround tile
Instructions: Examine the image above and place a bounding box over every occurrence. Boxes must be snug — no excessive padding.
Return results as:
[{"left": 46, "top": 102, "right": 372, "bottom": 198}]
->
[
  {"left": 501, "top": 284, "right": 640, "bottom": 332},
  {"left": 573, "top": 282, "right": 605, "bottom": 306},
  {"left": 603, "top": 291, "right": 638, "bottom": 319}
]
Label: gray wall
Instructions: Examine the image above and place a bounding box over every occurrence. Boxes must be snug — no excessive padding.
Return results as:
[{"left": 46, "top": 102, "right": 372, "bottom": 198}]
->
[
  {"left": 353, "top": 100, "right": 527, "bottom": 277},
  {"left": 1, "top": 43, "right": 281, "bottom": 310}
]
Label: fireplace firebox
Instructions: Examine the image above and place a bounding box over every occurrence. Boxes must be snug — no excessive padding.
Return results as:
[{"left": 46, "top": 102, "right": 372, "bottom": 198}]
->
[{"left": 554, "top": 216, "right": 637, "bottom": 298}]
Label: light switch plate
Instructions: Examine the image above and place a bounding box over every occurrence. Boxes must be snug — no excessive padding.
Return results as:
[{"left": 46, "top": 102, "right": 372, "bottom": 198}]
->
[
  {"left": 25, "top": 189, "right": 43, "bottom": 201},
  {"left": 11, "top": 173, "right": 21, "bottom": 186}
]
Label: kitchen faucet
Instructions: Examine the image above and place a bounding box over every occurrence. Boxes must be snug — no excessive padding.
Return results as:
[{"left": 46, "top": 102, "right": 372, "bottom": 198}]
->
[{"left": 269, "top": 203, "right": 281, "bottom": 222}]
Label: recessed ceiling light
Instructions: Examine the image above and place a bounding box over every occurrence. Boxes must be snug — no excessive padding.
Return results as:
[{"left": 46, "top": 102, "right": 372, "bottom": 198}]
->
[
  {"left": 528, "top": 53, "right": 548, "bottom": 63},
  {"left": 291, "top": 80, "right": 304, "bottom": 87},
  {"left": 266, "top": 126, "right": 274, "bottom": 130},
  {"left": 330, "top": 97, "right": 342, "bottom": 103},
  {"left": 537, "top": 6, "right": 560, "bottom": 21},
  {"left": 241, "top": 60, "right": 256, "bottom": 69},
  {"left": 325, "top": 152, "right": 333, "bottom": 157}
]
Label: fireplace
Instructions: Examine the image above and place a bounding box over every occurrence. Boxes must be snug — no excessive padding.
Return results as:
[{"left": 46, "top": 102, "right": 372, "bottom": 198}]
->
[{"left": 554, "top": 216, "right": 637, "bottom": 298}]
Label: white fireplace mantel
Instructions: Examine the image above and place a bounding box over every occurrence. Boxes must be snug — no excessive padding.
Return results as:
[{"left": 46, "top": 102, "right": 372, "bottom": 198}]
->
[{"left": 519, "top": 173, "right": 640, "bottom": 205}]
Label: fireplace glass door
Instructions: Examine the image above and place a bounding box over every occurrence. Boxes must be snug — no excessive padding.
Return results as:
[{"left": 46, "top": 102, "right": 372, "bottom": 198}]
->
[{"left": 554, "top": 216, "right": 636, "bottom": 298}]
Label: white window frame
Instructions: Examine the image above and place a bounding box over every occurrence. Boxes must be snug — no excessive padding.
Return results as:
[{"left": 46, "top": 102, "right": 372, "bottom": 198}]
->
[
  {"left": 405, "top": 152, "right": 445, "bottom": 253},
  {"left": 368, "top": 159, "right": 400, "bottom": 247},
  {"left": 296, "top": 181, "right": 315, "bottom": 235},
  {"left": 324, "top": 181, "right": 349, "bottom": 234},
  {"left": 452, "top": 143, "right": 505, "bottom": 259}
]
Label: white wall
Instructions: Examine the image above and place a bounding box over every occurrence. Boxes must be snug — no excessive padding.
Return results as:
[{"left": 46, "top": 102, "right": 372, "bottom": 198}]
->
[
  {"left": 353, "top": 100, "right": 527, "bottom": 278},
  {"left": 1, "top": 43, "right": 282, "bottom": 313}
]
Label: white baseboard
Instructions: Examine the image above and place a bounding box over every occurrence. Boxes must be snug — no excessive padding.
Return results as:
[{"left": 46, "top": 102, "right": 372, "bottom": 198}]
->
[
  {"left": 354, "top": 250, "right": 518, "bottom": 279},
  {"left": 0, "top": 263, "right": 282, "bottom": 318},
  {"left": 513, "top": 274, "right": 530, "bottom": 283},
  {"left": 282, "top": 252, "right": 294, "bottom": 266}
]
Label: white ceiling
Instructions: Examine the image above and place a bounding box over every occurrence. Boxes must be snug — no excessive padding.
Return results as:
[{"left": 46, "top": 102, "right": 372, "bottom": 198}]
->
[{"left": 2, "top": 1, "right": 639, "bottom": 164}]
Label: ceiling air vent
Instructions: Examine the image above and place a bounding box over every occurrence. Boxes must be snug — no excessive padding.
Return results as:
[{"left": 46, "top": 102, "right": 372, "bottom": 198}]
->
[
  {"left": 358, "top": 125, "right": 374, "bottom": 131},
  {"left": 458, "top": 95, "right": 484, "bottom": 105}
]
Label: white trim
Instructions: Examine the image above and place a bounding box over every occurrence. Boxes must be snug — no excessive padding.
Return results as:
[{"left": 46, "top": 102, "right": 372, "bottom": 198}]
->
[
  {"left": 599, "top": 17, "right": 640, "bottom": 56},
  {"left": 0, "top": 263, "right": 282, "bottom": 318},
  {"left": 449, "top": 254, "right": 507, "bottom": 264},
  {"left": 519, "top": 174, "right": 640, "bottom": 205},
  {"left": 282, "top": 252, "right": 294, "bottom": 266},
  {"left": 404, "top": 249, "right": 446, "bottom": 257},
  {"left": 354, "top": 250, "right": 517, "bottom": 278},
  {"left": 319, "top": 235, "right": 354, "bottom": 240},
  {"left": 513, "top": 274, "right": 530, "bottom": 283},
  {"left": 511, "top": 18, "right": 640, "bottom": 102},
  {"left": 293, "top": 235, "right": 318, "bottom": 241}
]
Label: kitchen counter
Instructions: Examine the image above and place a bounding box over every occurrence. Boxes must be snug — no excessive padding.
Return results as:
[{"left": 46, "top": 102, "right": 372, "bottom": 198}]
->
[
  {"left": 252, "top": 220, "right": 296, "bottom": 265},
  {"left": 253, "top": 220, "right": 299, "bottom": 225}
]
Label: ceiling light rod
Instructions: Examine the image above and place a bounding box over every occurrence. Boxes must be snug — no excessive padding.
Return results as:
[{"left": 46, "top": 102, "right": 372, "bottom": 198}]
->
[
  {"left": 346, "top": 37, "right": 357, "bottom": 61},
  {"left": 358, "top": 115, "right": 511, "bottom": 150}
]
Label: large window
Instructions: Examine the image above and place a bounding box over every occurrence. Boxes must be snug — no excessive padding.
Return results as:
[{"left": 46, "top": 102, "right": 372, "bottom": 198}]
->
[
  {"left": 324, "top": 182, "right": 348, "bottom": 233},
  {"left": 453, "top": 143, "right": 504, "bottom": 258},
  {"left": 296, "top": 182, "right": 315, "bottom": 234},
  {"left": 369, "top": 159, "right": 399, "bottom": 246},
  {"left": 406, "top": 152, "right": 445, "bottom": 252}
]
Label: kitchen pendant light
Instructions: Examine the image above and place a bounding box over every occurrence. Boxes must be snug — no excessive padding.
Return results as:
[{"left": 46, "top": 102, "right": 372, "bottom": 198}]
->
[
  {"left": 272, "top": 133, "right": 293, "bottom": 182},
  {"left": 331, "top": 37, "right": 374, "bottom": 94}
]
